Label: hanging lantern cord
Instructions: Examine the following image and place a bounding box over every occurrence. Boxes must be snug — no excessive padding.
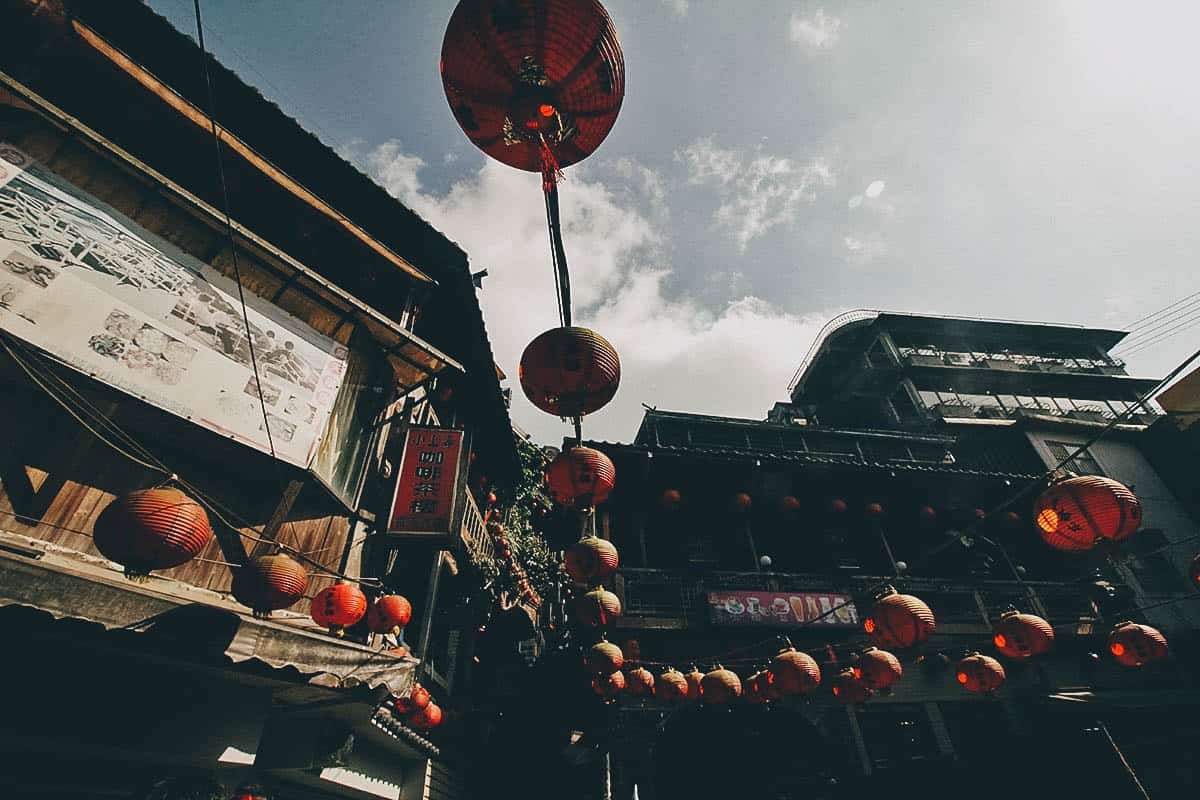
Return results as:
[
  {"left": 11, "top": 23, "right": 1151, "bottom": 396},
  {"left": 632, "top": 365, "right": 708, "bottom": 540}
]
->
[{"left": 543, "top": 177, "right": 573, "bottom": 327}]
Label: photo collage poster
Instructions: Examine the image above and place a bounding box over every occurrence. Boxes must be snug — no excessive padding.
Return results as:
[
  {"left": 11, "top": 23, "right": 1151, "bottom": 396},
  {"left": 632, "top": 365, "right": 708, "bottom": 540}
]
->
[{"left": 0, "top": 143, "right": 350, "bottom": 467}]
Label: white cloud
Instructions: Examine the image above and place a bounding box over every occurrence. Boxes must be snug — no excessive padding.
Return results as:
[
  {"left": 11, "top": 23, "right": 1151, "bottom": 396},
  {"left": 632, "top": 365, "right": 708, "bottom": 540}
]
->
[
  {"left": 676, "top": 136, "right": 835, "bottom": 250},
  {"left": 843, "top": 234, "right": 887, "bottom": 263},
  {"left": 789, "top": 8, "right": 842, "bottom": 49},
  {"left": 865, "top": 180, "right": 886, "bottom": 198},
  {"left": 661, "top": 0, "right": 689, "bottom": 16},
  {"left": 345, "top": 140, "right": 827, "bottom": 443},
  {"left": 847, "top": 195, "right": 863, "bottom": 209}
]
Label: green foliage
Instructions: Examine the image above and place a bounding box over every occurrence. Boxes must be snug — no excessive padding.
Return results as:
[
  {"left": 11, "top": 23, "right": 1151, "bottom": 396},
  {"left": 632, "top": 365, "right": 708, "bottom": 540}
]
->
[{"left": 489, "top": 433, "right": 556, "bottom": 601}]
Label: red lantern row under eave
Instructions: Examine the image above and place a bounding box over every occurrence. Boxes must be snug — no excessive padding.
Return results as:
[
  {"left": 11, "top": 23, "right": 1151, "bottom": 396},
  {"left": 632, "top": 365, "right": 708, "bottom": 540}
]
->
[
  {"left": 546, "top": 446, "right": 616, "bottom": 508},
  {"left": 1035, "top": 475, "right": 1142, "bottom": 552},
  {"left": 93, "top": 488, "right": 214, "bottom": 580},
  {"left": 441, "top": 0, "right": 625, "bottom": 176}
]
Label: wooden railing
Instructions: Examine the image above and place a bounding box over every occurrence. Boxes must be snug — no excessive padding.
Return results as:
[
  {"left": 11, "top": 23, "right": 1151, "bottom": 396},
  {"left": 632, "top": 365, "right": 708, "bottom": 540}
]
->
[{"left": 458, "top": 489, "right": 493, "bottom": 567}]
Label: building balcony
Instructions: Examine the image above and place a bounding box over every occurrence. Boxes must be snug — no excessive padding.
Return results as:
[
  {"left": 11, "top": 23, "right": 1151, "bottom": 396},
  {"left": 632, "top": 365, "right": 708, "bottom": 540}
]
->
[{"left": 457, "top": 489, "right": 494, "bottom": 567}]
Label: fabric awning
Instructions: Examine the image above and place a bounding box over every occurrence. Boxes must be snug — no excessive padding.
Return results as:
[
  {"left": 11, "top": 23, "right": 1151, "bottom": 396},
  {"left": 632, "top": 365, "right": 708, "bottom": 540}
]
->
[{"left": 0, "top": 532, "right": 415, "bottom": 695}]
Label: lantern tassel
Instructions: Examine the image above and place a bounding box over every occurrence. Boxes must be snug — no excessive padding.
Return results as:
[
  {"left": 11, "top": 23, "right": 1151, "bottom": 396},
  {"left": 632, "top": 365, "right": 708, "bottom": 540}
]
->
[{"left": 540, "top": 139, "right": 564, "bottom": 193}]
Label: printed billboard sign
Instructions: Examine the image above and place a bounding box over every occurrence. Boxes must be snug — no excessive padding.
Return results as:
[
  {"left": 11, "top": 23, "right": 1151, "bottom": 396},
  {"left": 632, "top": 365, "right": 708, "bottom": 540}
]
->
[
  {"left": 387, "top": 427, "right": 465, "bottom": 536},
  {"left": 707, "top": 590, "right": 859, "bottom": 627},
  {"left": 0, "top": 144, "right": 348, "bottom": 466}
]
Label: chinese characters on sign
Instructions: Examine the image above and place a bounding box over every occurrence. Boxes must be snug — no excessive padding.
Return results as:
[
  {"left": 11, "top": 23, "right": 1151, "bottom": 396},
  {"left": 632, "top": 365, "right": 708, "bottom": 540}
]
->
[
  {"left": 387, "top": 428, "right": 465, "bottom": 535},
  {"left": 707, "top": 590, "right": 859, "bottom": 628}
]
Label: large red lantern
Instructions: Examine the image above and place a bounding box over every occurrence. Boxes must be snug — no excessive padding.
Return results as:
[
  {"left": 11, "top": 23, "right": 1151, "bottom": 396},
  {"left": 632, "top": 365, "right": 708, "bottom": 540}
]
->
[
  {"left": 93, "top": 488, "right": 213, "bottom": 579},
  {"left": 587, "top": 640, "right": 624, "bottom": 675},
  {"left": 565, "top": 536, "right": 619, "bottom": 582},
  {"left": 1108, "top": 621, "right": 1168, "bottom": 667},
  {"left": 831, "top": 668, "right": 872, "bottom": 704},
  {"left": 395, "top": 684, "right": 432, "bottom": 714},
  {"left": 701, "top": 667, "right": 742, "bottom": 705},
  {"left": 574, "top": 586, "right": 621, "bottom": 627},
  {"left": 770, "top": 646, "right": 821, "bottom": 694},
  {"left": 592, "top": 670, "right": 626, "bottom": 700},
  {"left": 992, "top": 610, "right": 1054, "bottom": 659},
  {"left": 441, "top": 0, "right": 625, "bottom": 181},
  {"left": 864, "top": 590, "right": 936, "bottom": 649},
  {"left": 1034, "top": 475, "right": 1142, "bottom": 552},
  {"left": 956, "top": 653, "right": 1006, "bottom": 693},
  {"left": 367, "top": 594, "right": 414, "bottom": 635},
  {"left": 853, "top": 647, "right": 902, "bottom": 691},
  {"left": 546, "top": 447, "right": 616, "bottom": 508},
  {"left": 657, "top": 668, "right": 688, "bottom": 702},
  {"left": 232, "top": 553, "right": 308, "bottom": 617},
  {"left": 626, "top": 666, "right": 655, "bottom": 697},
  {"left": 683, "top": 667, "right": 705, "bottom": 702},
  {"left": 311, "top": 581, "right": 368, "bottom": 636},
  {"left": 520, "top": 327, "right": 621, "bottom": 418},
  {"left": 409, "top": 702, "right": 443, "bottom": 730}
]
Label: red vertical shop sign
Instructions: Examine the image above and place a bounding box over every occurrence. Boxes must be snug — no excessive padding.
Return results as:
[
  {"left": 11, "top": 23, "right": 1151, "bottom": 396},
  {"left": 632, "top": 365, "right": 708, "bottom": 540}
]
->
[{"left": 387, "top": 428, "right": 465, "bottom": 536}]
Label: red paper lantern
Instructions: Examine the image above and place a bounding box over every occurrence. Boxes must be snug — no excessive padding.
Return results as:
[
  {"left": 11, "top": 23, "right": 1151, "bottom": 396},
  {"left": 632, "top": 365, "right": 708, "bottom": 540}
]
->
[
  {"left": 487, "top": 491, "right": 498, "bottom": 505},
  {"left": 440, "top": 0, "right": 625, "bottom": 175},
  {"left": 1035, "top": 476, "right": 1142, "bottom": 552},
  {"left": 864, "top": 590, "right": 936, "bottom": 649},
  {"left": 311, "top": 581, "right": 368, "bottom": 636},
  {"left": 93, "top": 488, "right": 213, "bottom": 579},
  {"left": 626, "top": 666, "right": 655, "bottom": 697},
  {"left": 770, "top": 646, "right": 821, "bottom": 694},
  {"left": 660, "top": 488, "right": 682, "bottom": 509},
  {"left": 564, "top": 535, "right": 619, "bottom": 582},
  {"left": 574, "top": 586, "right": 621, "bottom": 627},
  {"left": 409, "top": 702, "right": 443, "bottom": 730},
  {"left": 367, "top": 594, "right": 414, "bottom": 634},
  {"left": 519, "top": 327, "right": 621, "bottom": 418},
  {"left": 992, "top": 610, "right": 1054, "bottom": 659},
  {"left": 656, "top": 668, "right": 688, "bottom": 702},
  {"left": 956, "top": 653, "right": 1006, "bottom": 693},
  {"left": 865, "top": 502, "right": 885, "bottom": 519},
  {"left": 395, "top": 684, "right": 432, "bottom": 714},
  {"left": 683, "top": 667, "right": 705, "bottom": 701},
  {"left": 831, "top": 668, "right": 872, "bottom": 704},
  {"left": 232, "top": 553, "right": 308, "bottom": 617},
  {"left": 701, "top": 667, "right": 742, "bottom": 704},
  {"left": 546, "top": 447, "right": 616, "bottom": 508},
  {"left": 733, "top": 492, "right": 752, "bottom": 512},
  {"left": 1108, "top": 621, "right": 1168, "bottom": 667},
  {"left": 829, "top": 498, "right": 847, "bottom": 514},
  {"left": 853, "top": 647, "right": 902, "bottom": 691},
  {"left": 780, "top": 495, "right": 801, "bottom": 513},
  {"left": 592, "top": 670, "right": 626, "bottom": 700},
  {"left": 587, "top": 640, "right": 624, "bottom": 675}
]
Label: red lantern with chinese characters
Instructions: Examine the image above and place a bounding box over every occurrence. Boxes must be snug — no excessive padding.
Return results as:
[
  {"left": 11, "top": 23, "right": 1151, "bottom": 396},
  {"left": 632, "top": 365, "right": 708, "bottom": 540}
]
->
[
  {"left": 733, "top": 492, "right": 752, "bottom": 512},
  {"left": 661, "top": 488, "right": 682, "bottom": 510},
  {"left": 93, "top": 488, "right": 213, "bottom": 579},
  {"left": 311, "top": 581, "right": 368, "bottom": 636},
  {"left": 440, "top": 0, "right": 625, "bottom": 180},
  {"left": 992, "top": 610, "right": 1055, "bottom": 659},
  {"left": 574, "top": 586, "right": 621, "bottom": 627},
  {"left": 770, "top": 646, "right": 821, "bottom": 695},
  {"left": 520, "top": 327, "right": 621, "bottom": 417},
  {"left": 853, "top": 647, "right": 902, "bottom": 691},
  {"left": 409, "top": 702, "right": 443, "bottom": 730},
  {"left": 657, "top": 668, "right": 688, "bottom": 702},
  {"left": 701, "top": 666, "right": 742, "bottom": 704},
  {"left": 1108, "top": 621, "right": 1168, "bottom": 667},
  {"left": 864, "top": 589, "right": 936, "bottom": 649},
  {"left": 592, "top": 670, "right": 626, "bottom": 700},
  {"left": 683, "top": 667, "right": 705, "bottom": 702},
  {"left": 367, "top": 594, "right": 413, "bottom": 635},
  {"left": 587, "top": 640, "right": 624, "bottom": 675},
  {"left": 831, "top": 668, "right": 872, "bottom": 704},
  {"left": 395, "top": 684, "right": 432, "bottom": 714},
  {"left": 626, "top": 666, "right": 655, "bottom": 697},
  {"left": 232, "top": 553, "right": 308, "bottom": 617},
  {"left": 546, "top": 447, "right": 616, "bottom": 508},
  {"left": 1034, "top": 476, "right": 1142, "bottom": 552},
  {"left": 956, "top": 653, "right": 1006, "bottom": 693},
  {"left": 565, "top": 536, "right": 619, "bottom": 582}
]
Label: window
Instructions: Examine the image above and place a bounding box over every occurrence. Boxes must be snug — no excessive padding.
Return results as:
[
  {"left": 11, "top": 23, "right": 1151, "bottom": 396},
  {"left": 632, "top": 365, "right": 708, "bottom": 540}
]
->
[{"left": 1045, "top": 440, "right": 1103, "bottom": 475}]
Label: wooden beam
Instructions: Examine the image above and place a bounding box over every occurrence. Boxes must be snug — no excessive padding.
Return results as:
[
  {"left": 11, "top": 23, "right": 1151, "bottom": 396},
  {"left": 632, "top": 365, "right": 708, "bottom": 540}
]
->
[{"left": 250, "top": 479, "right": 304, "bottom": 558}]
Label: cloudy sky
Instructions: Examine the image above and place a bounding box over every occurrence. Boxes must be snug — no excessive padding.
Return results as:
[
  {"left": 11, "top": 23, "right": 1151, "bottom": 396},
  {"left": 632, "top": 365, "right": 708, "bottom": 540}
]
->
[{"left": 148, "top": 0, "right": 1200, "bottom": 444}]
